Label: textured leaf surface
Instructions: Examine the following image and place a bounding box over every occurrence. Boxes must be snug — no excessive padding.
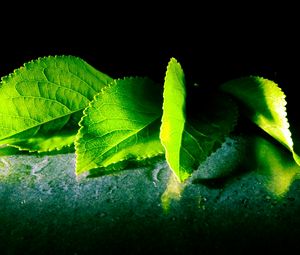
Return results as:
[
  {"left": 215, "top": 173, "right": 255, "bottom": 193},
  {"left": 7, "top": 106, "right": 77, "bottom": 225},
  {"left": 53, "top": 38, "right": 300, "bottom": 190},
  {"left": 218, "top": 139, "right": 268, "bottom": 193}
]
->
[
  {"left": 75, "top": 77, "right": 164, "bottom": 175},
  {"left": 182, "top": 93, "right": 238, "bottom": 177},
  {"left": 160, "top": 58, "right": 187, "bottom": 181},
  {"left": 220, "top": 76, "right": 300, "bottom": 165},
  {"left": 0, "top": 56, "right": 112, "bottom": 152},
  {"left": 160, "top": 58, "right": 238, "bottom": 182}
]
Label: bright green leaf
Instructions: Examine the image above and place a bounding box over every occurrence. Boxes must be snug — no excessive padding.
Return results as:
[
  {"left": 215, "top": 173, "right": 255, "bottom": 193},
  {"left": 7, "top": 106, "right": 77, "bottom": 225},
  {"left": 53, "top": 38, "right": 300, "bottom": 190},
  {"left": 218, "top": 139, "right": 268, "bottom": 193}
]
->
[
  {"left": 75, "top": 77, "right": 164, "bottom": 175},
  {"left": 160, "top": 58, "right": 188, "bottom": 181},
  {"left": 220, "top": 76, "right": 300, "bottom": 165},
  {"left": 160, "top": 58, "right": 238, "bottom": 182},
  {"left": 0, "top": 56, "right": 113, "bottom": 152}
]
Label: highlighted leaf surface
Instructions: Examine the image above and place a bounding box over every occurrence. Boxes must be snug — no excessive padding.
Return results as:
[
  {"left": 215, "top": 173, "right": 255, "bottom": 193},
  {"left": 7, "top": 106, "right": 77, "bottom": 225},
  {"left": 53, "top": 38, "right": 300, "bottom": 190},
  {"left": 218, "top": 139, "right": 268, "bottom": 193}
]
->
[
  {"left": 75, "top": 77, "right": 164, "bottom": 175},
  {"left": 160, "top": 58, "right": 187, "bottom": 181},
  {"left": 0, "top": 56, "right": 112, "bottom": 152},
  {"left": 160, "top": 58, "right": 238, "bottom": 182},
  {"left": 220, "top": 76, "right": 300, "bottom": 165}
]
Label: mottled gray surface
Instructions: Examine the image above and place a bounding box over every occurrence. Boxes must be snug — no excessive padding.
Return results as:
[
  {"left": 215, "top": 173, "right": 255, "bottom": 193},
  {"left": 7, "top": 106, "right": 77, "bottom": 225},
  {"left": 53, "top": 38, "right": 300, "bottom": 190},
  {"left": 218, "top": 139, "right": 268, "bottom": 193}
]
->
[{"left": 1, "top": 135, "right": 300, "bottom": 255}]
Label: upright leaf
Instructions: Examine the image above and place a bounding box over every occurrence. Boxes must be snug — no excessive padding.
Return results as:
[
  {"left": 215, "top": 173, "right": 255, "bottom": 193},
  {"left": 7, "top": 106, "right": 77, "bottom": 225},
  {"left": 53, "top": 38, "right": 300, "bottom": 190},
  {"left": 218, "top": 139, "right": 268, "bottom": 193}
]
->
[
  {"left": 220, "top": 76, "right": 300, "bottom": 165},
  {"left": 0, "top": 55, "right": 113, "bottom": 152},
  {"left": 160, "top": 58, "right": 188, "bottom": 181},
  {"left": 160, "top": 58, "right": 238, "bottom": 182},
  {"left": 75, "top": 77, "right": 164, "bottom": 175}
]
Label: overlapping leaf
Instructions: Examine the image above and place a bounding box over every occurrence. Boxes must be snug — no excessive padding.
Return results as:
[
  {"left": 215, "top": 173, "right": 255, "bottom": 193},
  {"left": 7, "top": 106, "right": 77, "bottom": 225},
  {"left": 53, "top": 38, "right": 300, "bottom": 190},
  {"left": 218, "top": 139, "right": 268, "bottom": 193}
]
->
[
  {"left": 0, "top": 56, "right": 112, "bottom": 152},
  {"left": 220, "top": 76, "right": 300, "bottom": 165},
  {"left": 75, "top": 77, "right": 164, "bottom": 175},
  {"left": 160, "top": 58, "right": 238, "bottom": 182},
  {"left": 1, "top": 55, "right": 297, "bottom": 185}
]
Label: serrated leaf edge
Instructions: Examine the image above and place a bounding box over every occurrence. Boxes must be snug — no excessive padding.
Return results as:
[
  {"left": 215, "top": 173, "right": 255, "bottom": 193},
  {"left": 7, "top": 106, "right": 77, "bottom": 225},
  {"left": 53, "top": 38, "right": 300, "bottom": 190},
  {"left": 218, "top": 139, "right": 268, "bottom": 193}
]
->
[
  {"left": 74, "top": 76, "right": 164, "bottom": 175},
  {"left": 160, "top": 57, "right": 187, "bottom": 182},
  {"left": 0, "top": 55, "right": 112, "bottom": 152},
  {"left": 220, "top": 75, "right": 300, "bottom": 165},
  {"left": 0, "top": 55, "right": 86, "bottom": 85}
]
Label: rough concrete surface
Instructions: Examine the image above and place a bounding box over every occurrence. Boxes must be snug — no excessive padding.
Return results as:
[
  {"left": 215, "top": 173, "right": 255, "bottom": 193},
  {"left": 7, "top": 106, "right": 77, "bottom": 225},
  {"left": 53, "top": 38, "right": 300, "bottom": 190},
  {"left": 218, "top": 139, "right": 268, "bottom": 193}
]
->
[{"left": 1, "top": 135, "right": 300, "bottom": 255}]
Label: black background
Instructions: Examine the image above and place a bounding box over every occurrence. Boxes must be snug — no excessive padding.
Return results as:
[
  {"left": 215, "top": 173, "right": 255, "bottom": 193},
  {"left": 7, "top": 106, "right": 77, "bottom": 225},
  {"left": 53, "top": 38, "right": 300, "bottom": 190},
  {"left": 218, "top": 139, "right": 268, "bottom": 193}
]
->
[{"left": 0, "top": 7, "right": 299, "bottom": 117}]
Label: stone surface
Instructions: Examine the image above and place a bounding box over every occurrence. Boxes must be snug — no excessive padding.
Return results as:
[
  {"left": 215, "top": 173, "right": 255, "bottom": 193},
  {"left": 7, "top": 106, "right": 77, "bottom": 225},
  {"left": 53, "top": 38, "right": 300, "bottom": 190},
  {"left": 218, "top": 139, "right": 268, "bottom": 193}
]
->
[{"left": 1, "top": 135, "right": 300, "bottom": 254}]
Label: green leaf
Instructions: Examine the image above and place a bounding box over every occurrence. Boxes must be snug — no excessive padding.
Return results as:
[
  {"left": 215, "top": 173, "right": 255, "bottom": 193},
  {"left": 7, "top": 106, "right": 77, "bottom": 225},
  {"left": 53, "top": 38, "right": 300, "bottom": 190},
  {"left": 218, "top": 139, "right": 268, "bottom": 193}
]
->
[
  {"left": 0, "top": 145, "right": 23, "bottom": 156},
  {"left": 0, "top": 55, "right": 113, "bottom": 152},
  {"left": 220, "top": 76, "right": 300, "bottom": 165},
  {"left": 160, "top": 58, "right": 187, "bottom": 181},
  {"left": 182, "top": 93, "right": 238, "bottom": 176},
  {"left": 160, "top": 58, "right": 238, "bottom": 182},
  {"left": 75, "top": 77, "right": 164, "bottom": 175}
]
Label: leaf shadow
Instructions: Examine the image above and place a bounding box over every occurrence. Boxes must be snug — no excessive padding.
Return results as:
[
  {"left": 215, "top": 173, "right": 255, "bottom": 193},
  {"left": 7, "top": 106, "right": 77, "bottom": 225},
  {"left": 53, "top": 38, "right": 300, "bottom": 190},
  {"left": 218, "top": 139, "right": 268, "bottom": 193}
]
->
[
  {"left": 0, "top": 145, "right": 75, "bottom": 157},
  {"left": 190, "top": 115, "right": 289, "bottom": 191},
  {"left": 86, "top": 154, "right": 165, "bottom": 178}
]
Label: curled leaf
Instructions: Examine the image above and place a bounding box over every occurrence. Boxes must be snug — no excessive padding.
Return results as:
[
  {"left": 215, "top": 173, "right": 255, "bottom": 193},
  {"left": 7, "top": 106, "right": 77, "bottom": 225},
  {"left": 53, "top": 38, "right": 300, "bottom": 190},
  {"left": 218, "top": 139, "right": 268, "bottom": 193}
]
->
[{"left": 220, "top": 76, "right": 300, "bottom": 165}]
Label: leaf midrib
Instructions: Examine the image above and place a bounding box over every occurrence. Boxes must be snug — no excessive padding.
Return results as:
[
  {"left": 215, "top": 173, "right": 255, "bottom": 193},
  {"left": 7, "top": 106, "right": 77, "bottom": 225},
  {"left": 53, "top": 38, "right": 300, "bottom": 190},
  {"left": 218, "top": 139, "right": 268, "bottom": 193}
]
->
[
  {"left": 0, "top": 108, "right": 83, "bottom": 141},
  {"left": 1, "top": 72, "right": 107, "bottom": 141},
  {"left": 85, "top": 116, "right": 161, "bottom": 168}
]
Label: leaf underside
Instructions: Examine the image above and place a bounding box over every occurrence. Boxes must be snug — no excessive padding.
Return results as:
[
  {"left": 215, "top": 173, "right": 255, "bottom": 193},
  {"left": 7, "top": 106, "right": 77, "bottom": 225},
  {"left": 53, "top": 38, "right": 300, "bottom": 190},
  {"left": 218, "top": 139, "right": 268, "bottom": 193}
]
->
[
  {"left": 0, "top": 55, "right": 113, "bottom": 152},
  {"left": 75, "top": 77, "right": 164, "bottom": 175},
  {"left": 182, "top": 93, "right": 238, "bottom": 177},
  {"left": 220, "top": 76, "right": 300, "bottom": 165}
]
